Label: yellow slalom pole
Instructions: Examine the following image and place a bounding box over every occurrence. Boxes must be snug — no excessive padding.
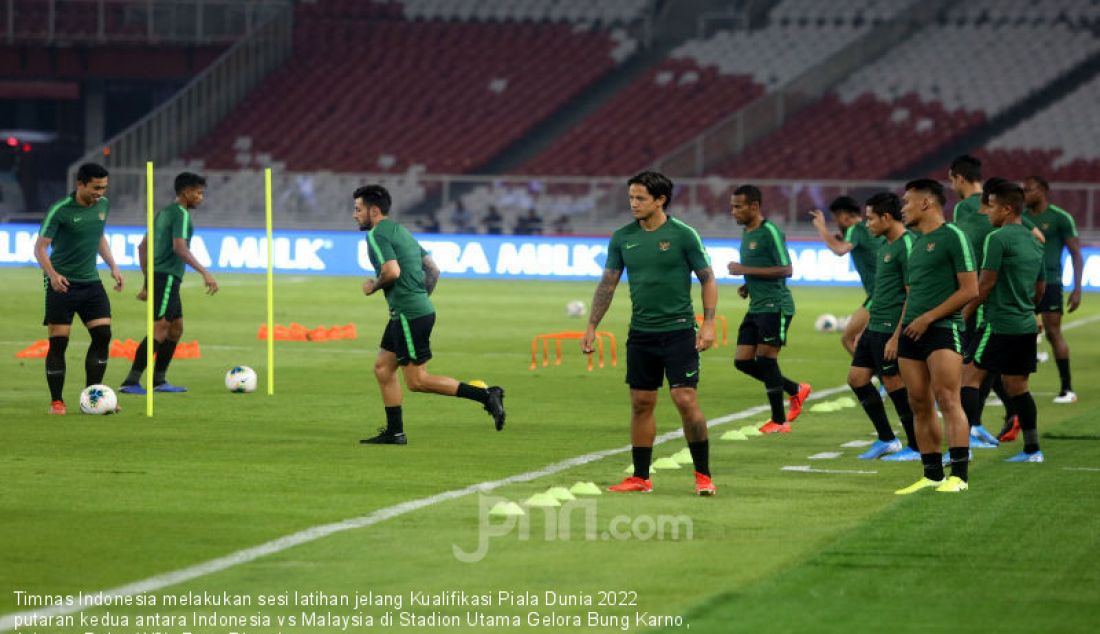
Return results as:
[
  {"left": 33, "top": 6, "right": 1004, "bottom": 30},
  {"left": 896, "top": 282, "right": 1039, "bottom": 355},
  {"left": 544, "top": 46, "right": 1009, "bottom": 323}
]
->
[
  {"left": 145, "top": 161, "right": 155, "bottom": 417},
  {"left": 265, "top": 168, "right": 274, "bottom": 395}
]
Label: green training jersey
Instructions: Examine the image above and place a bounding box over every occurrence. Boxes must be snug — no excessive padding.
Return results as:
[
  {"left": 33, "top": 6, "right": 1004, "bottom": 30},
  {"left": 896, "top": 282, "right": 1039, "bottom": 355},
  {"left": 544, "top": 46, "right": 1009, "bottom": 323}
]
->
[
  {"left": 904, "top": 222, "right": 975, "bottom": 330},
  {"left": 1027, "top": 204, "right": 1078, "bottom": 285},
  {"left": 981, "top": 223, "right": 1044, "bottom": 335},
  {"left": 366, "top": 218, "right": 434, "bottom": 321},
  {"left": 605, "top": 216, "right": 710, "bottom": 332},
  {"left": 868, "top": 231, "right": 913, "bottom": 333},
  {"left": 39, "top": 193, "right": 110, "bottom": 283},
  {"left": 844, "top": 221, "right": 883, "bottom": 295},
  {"left": 152, "top": 203, "right": 193, "bottom": 278},
  {"left": 740, "top": 219, "right": 791, "bottom": 314},
  {"left": 954, "top": 193, "right": 1036, "bottom": 266}
]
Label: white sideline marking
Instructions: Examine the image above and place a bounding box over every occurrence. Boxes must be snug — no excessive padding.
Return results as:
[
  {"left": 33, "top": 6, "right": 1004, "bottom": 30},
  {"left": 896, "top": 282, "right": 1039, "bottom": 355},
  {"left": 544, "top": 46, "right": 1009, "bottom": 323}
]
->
[
  {"left": 782, "top": 465, "right": 878, "bottom": 475},
  {"left": 809, "top": 452, "right": 843, "bottom": 460},
  {"left": 0, "top": 386, "right": 848, "bottom": 631},
  {"left": 1063, "top": 467, "right": 1100, "bottom": 472},
  {"left": 841, "top": 440, "right": 875, "bottom": 448}
]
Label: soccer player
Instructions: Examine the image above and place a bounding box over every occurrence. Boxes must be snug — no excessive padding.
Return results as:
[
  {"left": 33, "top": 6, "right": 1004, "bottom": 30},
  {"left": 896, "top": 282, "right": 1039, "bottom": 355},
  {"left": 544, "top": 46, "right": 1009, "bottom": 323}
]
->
[
  {"left": 892, "top": 179, "right": 977, "bottom": 494},
  {"left": 583, "top": 171, "right": 717, "bottom": 495},
  {"left": 120, "top": 172, "right": 218, "bottom": 394},
  {"left": 809, "top": 195, "right": 882, "bottom": 355},
  {"left": 1024, "top": 175, "right": 1083, "bottom": 404},
  {"left": 948, "top": 159, "right": 1040, "bottom": 444},
  {"left": 847, "top": 193, "right": 918, "bottom": 460},
  {"left": 355, "top": 185, "right": 505, "bottom": 444},
  {"left": 728, "top": 185, "right": 811, "bottom": 434},
  {"left": 960, "top": 181, "right": 1046, "bottom": 463},
  {"left": 33, "top": 162, "right": 125, "bottom": 414}
]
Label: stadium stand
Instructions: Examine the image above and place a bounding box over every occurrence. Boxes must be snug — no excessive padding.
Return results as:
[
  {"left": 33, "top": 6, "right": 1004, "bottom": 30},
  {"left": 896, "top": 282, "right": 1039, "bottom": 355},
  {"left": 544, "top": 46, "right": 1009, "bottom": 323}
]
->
[
  {"left": 713, "top": 4, "right": 1100, "bottom": 181},
  {"left": 518, "top": 0, "right": 917, "bottom": 177},
  {"left": 186, "top": 1, "right": 632, "bottom": 174}
]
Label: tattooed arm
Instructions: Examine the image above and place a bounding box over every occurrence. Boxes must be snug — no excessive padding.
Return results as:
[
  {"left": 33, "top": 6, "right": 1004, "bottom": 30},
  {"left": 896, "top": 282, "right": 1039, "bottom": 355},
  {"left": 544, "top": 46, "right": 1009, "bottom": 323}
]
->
[
  {"left": 582, "top": 268, "right": 622, "bottom": 353},
  {"left": 422, "top": 254, "right": 440, "bottom": 296},
  {"left": 695, "top": 266, "right": 718, "bottom": 351}
]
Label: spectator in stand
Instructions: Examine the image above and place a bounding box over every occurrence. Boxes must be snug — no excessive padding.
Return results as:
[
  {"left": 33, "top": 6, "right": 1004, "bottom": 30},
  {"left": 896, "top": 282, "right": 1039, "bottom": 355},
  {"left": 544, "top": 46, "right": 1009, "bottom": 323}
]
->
[
  {"left": 552, "top": 214, "right": 573, "bottom": 235},
  {"left": 416, "top": 211, "right": 440, "bottom": 234},
  {"left": 515, "top": 208, "right": 543, "bottom": 235},
  {"left": 483, "top": 206, "right": 504, "bottom": 235},
  {"left": 450, "top": 200, "right": 474, "bottom": 234}
]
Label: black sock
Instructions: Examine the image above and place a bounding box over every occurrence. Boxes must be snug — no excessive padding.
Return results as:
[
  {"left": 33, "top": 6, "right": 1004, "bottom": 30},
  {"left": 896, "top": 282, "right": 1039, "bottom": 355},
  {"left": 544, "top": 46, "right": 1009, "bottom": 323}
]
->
[
  {"left": 1010, "top": 392, "right": 1040, "bottom": 454},
  {"left": 992, "top": 375, "right": 1015, "bottom": 421},
  {"left": 756, "top": 357, "right": 787, "bottom": 423},
  {"left": 782, "top": 377, "right": 800, "bottom": 396},
  {"left": 1055, "top": 357, "right": 1072, "bottom": 392},
  {"left": 853, "top": 383, "right": 894, "bottom": 442},
  {"left": 688, "top": 440, "right": 709, "bottom": 476},
  {"left": 887, "top": 388, "right": 917, "bottom": 451},
  {"left": 632, "top": 446, "right": 653, "bottom": 480},
  {"left": 960, "top": 386, "right": 981, "bottom": 428},
  {"left": 734, "top": 358, "right": 763, "bottom": 381},
  {"left": 124, "top": 337, "right": 154, "bottom": 385},
  {"left": 152, "top": 339, "right": 178, "bottom": 385},
  {"left": 85, "top": 325, "right": 111, "bottom": 386},
  {"left": 455, "top": 382, "right": 490, "bottom": 404},
  {"left": 949, "top": 446, "right": 969, "bottom": 482},
  {"left": 46, "top": 335, "right": 69, "bottom": 401},
  {"left": 385, "top": 405, "right": 403, "bottom": 434},
  {"left": 921, "top": 452, "right": 945, "bottom": 481}
]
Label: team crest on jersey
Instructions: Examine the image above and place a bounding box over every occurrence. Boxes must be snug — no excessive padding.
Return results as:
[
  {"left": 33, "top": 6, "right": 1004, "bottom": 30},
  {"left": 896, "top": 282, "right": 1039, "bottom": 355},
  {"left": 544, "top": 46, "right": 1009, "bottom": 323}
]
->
[
  {"left": 926, "top": 242, "right": 936, "bottom": 252},
  {"left": 1042, "top": 223, "right": 1050, "bottom": 230},
  {"left": 883, "top": 254, "right": 892, "bottom": 263},
  {"left": 658, "top": 241, "right": 670, "bottom": 251},
  {"left": 98, "top": 212, "right": 106, "bottom": 221},
  {"left": 749, "top": 241, "right": 757, "bottom": 250}
]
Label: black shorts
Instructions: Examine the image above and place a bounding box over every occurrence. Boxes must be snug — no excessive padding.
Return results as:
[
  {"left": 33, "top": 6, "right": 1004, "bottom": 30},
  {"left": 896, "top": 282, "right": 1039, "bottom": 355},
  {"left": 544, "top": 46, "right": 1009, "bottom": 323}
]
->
[
  {"left": 43, "top": 279, "right": 111, "bottom": 326},
  {"left": 380, "top": 313, "right": 435, "bottom": 366},
  {"left": 972, "top": 330, "right": 1037, "bottom": 376},
  {"left": 851, "top": 330, "right": 899, "bottom": 376},
  {"left": 625, "top": 328, "right": 699, "bottom": 391},
  {"left": 736, "top": 312, "right": 793, "bottom": 348},
  {"left": 961, "top": 314, "right": 980, "bottom": 361},
  {"left": 898, "top": 324, "right": 963, "bottom": 361},
  {"left": 1035, "top": 283, "right": 1063, "bottom": 314},
  {"left": 152, "top": 273, "right": 183, "bottom": 321}
]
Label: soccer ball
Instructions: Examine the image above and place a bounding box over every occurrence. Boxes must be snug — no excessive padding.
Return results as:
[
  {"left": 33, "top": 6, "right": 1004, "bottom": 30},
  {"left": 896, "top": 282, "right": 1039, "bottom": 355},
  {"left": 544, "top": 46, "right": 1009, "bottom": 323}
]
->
[
  {"left": 225, "top": 366, "right": 258, "bottom": 393},
  {"left": 814, "top": 313, "right": 839, "bottom": 332},
  {"left": 566, "top": 300, "right": 586, "bottom": 317},
  {"left": 80, "top": 384, "right": 117, "bottom": 415}
]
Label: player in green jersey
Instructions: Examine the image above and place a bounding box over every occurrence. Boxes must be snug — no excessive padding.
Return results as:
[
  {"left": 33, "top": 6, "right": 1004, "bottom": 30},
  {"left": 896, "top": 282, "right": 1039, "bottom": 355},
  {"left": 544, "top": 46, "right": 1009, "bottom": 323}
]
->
[
  {"left": 960, "top": 181, "right": 1046, "bottom": 463},
  {"left": 809, "top": 195, "right": 883, "bottom": 355},
  {"left": 729, "top": 185, "right": 811, "bottom": 434},
  {"left": 892, "top": 179, "right": 977, "bottom": 495},
  {"left": 33, "top": 163, "right": 125, "bottom": 415},
  {"left": 1024, "top": 175, "right": 1083, "bottom": 405},
  {"left": 584, "top": 171, "right": 718, "bottom": 495},
  {"left": 355, "top": 185, "right": 505, "bottom": 445},
  {"left": 119, "top": 172, "right": 219, "bottom": 395},
  {"left": 847, "top": 193, "right": 918, "bottom": 460},
  {"left": 948, "top": 159, "right": 1025, "bottom": 446}
]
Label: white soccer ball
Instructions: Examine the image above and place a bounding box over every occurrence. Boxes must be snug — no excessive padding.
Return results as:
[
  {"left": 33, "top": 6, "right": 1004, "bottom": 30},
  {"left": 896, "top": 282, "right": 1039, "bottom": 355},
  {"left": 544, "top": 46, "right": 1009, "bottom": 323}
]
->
[
  {"left": 565, "top": 300, "right": 586, "bottom": 317},
  {"left": 814, "top": 313, "right": 839, "bottom": 332},
  {"left": 225, "top": 365, "right": 258, "bottom": 393},
  {"left": 80, "top": 384, "right": 117, "bottom": 415}
]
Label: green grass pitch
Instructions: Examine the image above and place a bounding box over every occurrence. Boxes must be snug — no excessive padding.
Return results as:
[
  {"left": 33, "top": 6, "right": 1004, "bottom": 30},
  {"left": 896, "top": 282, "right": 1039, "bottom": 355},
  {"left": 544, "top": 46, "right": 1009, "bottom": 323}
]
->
[{"left": 2, "top": 268, "right": 1099, "bottom": 633}]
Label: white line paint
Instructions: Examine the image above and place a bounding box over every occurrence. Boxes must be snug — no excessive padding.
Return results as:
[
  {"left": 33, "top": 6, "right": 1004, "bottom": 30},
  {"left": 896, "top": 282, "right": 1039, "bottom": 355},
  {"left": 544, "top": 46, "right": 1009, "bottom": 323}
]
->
[
  {"left": 841, "top": 440, "right": 875, "bottom": 448},
  {"left": 0, "top": 386, "right": 849, "bottom": 631},
  {"left": 781, "top": 465, "right": 878, "bottom": 475},
  {"left": 808, "top": 452, "right": 842, "bottom": 460},
  {"left": 1063, "top": 467, "right": 1100, "bottom": 472}
]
